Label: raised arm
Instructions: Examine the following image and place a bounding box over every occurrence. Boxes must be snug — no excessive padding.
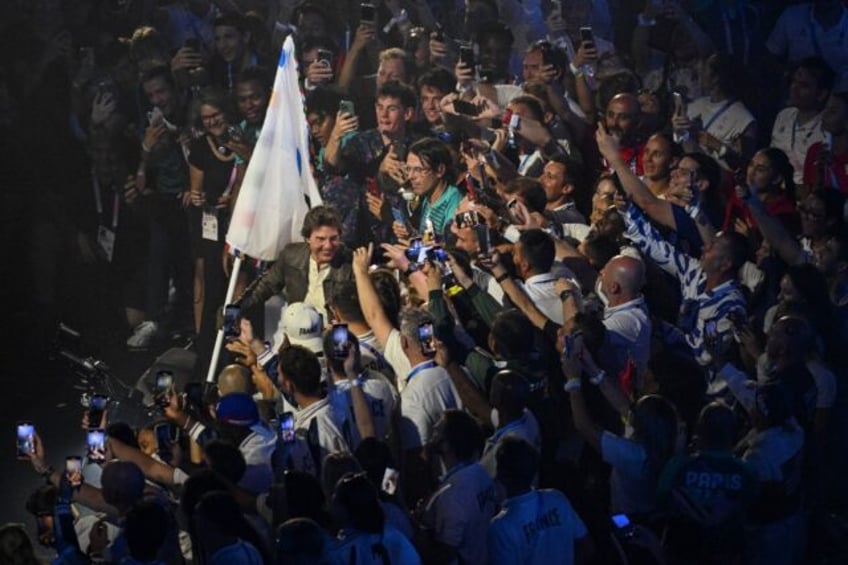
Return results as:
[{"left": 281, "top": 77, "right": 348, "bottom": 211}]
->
[
  {"left": 596, "top": 122, "right": 676, "bottom": 229},
  {"left": 353, "top": 244, "right": 396, "bottom": 347},
  {"left": 738, "top": 184, "right": 805, "bottom": 265}
]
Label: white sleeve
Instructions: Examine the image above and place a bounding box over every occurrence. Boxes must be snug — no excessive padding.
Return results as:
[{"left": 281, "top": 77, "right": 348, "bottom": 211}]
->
[
  {"left": 384, "top": 329, "right": 411, "bottom": 390},
  {"left": 600, "top": 431, "right": 646, "bottom": 470}
]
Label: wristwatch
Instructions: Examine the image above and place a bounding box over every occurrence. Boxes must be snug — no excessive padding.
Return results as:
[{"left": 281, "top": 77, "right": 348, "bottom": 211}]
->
[{"left": 402, "top": 263, "right": 419, "bottom": 277}]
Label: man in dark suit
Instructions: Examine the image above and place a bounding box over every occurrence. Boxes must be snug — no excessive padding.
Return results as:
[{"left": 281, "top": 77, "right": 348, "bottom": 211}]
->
[{"left": 236, "top": 206, "right": 353, "bottom": 322}]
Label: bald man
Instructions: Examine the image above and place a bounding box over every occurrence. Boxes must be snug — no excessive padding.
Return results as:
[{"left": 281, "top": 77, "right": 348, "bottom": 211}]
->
[
  {"left": 217, "top": 364, "right": 251, "bottom": 396},
  {"left": 596, "top": 255, "right": 651, "bottom": 377},
  {"left": 603, "top": 93, "right": 645, "bottom": 175}
]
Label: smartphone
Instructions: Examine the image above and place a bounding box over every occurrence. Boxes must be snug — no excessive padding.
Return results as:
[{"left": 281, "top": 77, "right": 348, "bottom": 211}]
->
[
  {"left": 579, "top": 26, "right": 595, "bottom": 48},
  {"left": 87, "top": 394, "right": 108, "bottom": 428},
  {"left": 453, "top": 99, "right": 481, "bottom": 117},
  {"left": 611, "top": 513, "right": 636, "bottom": 538},
  {"left": 459, "top": 44, "right": 475, "bottom": 68},
  {"left": 427, "top": 246, "right": 449, "bottom": 263},
  {"left": 381, "top": 467, "right": 399, "bottom": 495},
  {"left": 316, "top": 48, "right": 333, "bottom": 68},
  {"left": 332, "top": 323, "right": 350, "bottom": 359},
  {"left": 433, "top": 22, "right": 445, "bottom": 42},
  {"left": 65, "top": 456, "right": 83, "bottom": 488},
  {"left": 16, "top": 422, "right": 35, "bottom": 459},
  {"left": 154, "top": 370, "right": 174, "bottom": 408},
  {"left": 87, "top": 428, "right": 107, "bottom": 463},
  {"left": 418, "top": 322, "right": 436, "bottom": 356},
  {"left": 339, "top": 99, "right": 355, "bottom": 117},
  {"left": 154, "top": 422, "right": 172, "bottom": 448},
  {"left": 405, "top": 237, "right": 424, "bottom": 263},
  {"left": 279, "top": 412, "right": 296, "bottom": 443},
  {"left": 475, "top": 223, "right": 492, "bottom": 257},
  {"left": 185, "top": 382, "right": 203, "bottom": 409},
  {"left": 672, "top": 91, "right": 686, "bottom": 117},
  {"left": 360, "top": 2, "right": 376, "bottom": 24},
  {"left": 223, "top": 304, "right": 241, "bottom": 341}
]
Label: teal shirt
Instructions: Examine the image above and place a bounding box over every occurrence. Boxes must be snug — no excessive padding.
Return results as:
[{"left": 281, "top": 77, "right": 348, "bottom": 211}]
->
[{"left": 419, "top": 184, "right": 463, "bottom": 236}]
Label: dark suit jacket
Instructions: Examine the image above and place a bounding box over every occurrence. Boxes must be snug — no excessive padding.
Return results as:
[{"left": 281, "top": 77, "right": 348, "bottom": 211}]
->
[{"left": 237, "top": 242, "right": 354, "bottom": 312}]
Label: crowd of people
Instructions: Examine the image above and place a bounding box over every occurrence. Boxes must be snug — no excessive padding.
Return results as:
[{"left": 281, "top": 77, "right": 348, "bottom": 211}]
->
[{"left": 6, "top": 0, "right": 848, "bottom": 563}]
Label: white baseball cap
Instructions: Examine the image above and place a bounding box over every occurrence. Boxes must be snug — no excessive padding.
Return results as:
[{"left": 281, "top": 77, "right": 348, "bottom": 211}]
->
[{"left": 282, "top": 302, "right": 324, "bottom": 354}]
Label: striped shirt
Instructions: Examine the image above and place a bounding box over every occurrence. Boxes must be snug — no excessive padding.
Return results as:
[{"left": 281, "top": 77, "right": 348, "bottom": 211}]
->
[
  {"left": 623, "top": 204, "right": 746, "bottom": 368},
  {"left": 419, "top": 184, "right": 463, "bottom": 236}
]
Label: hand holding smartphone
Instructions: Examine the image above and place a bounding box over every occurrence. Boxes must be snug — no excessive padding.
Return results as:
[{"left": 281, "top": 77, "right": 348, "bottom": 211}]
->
[
  {"left": 154, "top": 370, "right": 175, "bottom": 409},
  {"left": 279, "top": 412, "right": 296, "bottom": 443},
  {"left": 418, "top": 322, "right": 436, "bottom": 356},
  {"left": 65, "top": 456, "right": 83, "bottom": 488},
  {"left": 332, "top": 323, "right": 351, "bottom": 359},
  {"left": 87, "top": 428, "right": 107, "bottom": 463},
  {"left": 16, "top": 422, "right": 35, "bottom": 459},
  {"left": 87, "top": 394, "right": 109, "bottom": 429}
]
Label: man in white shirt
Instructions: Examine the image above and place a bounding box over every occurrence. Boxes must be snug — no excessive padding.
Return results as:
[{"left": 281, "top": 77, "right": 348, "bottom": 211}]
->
[
  {"left": 515, "top": 229, "right": 571, "bottom": 324},
  {"left": 770, "top": 57, "right": 835, "bottom": 184},
  {"left": 396, "top": 308, "right": 463, "bottom": 504},
  {"left": 767, "top": 0, "right": 848, "bottom": 91},
  {"left": 419, "top": 410, "right": 496, "bottom": 565},
  {"left": 479, "top": 369, "right": 541, "bottom": 481},
  {"left": 328, "top": 281, "right": 396, "bottom": 382},
  {"left": 489, "top": 437, "right": 592, "bottom": 565},
  {"left": 322, "top": 334, "right": 398, "bottom": 449},
  {"left": 593, "top": 254, "right": 652, "bottom": 377},
  {"left": 277, "top": 345, "right": 349, "bottom": 477}
]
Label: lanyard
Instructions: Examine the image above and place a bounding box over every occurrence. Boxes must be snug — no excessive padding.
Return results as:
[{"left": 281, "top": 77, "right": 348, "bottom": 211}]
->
[
  {"left": 92, "top": 171, "right": 119, "bottom": 229},
  {"left": 790, "top": 115, "right": 820, "bottom": 150},
  {"left": 406, "top": 360, "right": 436, "bottom": 383},
  {"left": 703, "top": 99, "right": 735, "bottom": 131},
  {"left": 221, "top": 163, "right": 238, "bottom": 199},
  {"left": 359, "top": 340, "right": 390, "bottom": 371}
]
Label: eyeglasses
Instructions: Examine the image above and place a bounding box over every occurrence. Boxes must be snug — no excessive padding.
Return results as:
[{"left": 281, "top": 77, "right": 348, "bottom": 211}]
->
[{"left": 200, "top": 111, "right": 223, "bottom": 123}]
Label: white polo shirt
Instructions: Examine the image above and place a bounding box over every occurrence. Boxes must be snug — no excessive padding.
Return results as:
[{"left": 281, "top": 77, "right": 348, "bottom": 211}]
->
[
  {"left": 770, "top": 107, "right": 825, "bottom": 185},
  {"left": 687, "top": 97, "right": 755, "bottom": 169},
  {"left": 479, "top": 409, "right": 542, "bottom": 480},
  {"left": 520, "top": 273, "right": 565, "bottom": 325},
  {"left": 488, "top": 489, "right": 588, "bottom": 565},
  {"left": 603, "top": 296, "right": 652, "bottom": 374},
  {"left": 421, "top": 462, "right": 497, "bottom": 565},
  {"left": 767, "top": 4, "right": 848, "bottom": 91},
  {"left": 289, "top": 397, "right": 349, "bottom": 476},
  {"left": 399, "top": 361, "right": 462, "bottom": 450}
]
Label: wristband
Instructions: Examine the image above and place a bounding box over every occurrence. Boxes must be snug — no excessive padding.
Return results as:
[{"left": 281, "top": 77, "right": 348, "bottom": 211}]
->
[
  {"left": 495, "top": 272, "right": 509, "bottom": 283},
  {"left": 564, "top": 379, "right": 581, "bottom": 392},
  {"left": 589, "top": 369, "right": 606, "bottom": 386},
  {"left": 569, "top": 62, "right": 584, "bottom": 78}
]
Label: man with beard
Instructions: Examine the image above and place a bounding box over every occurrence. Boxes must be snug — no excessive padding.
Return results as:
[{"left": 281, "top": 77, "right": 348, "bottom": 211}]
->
[{"left": 602, "top": 92, "right": 645, "bottom": 175}]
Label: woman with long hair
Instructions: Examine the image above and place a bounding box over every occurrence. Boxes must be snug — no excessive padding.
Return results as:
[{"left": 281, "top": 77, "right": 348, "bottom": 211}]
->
[{"left": 563, "top": 336, "right": 682, "bottom": 516}]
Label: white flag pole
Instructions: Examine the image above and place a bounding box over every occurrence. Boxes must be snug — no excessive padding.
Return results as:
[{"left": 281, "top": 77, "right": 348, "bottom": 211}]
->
[{"left": 205, "top": 255, "right": 243, "bottom": 383}]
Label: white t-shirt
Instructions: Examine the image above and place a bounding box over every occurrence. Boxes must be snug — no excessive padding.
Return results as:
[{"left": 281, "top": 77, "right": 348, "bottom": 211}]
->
[
  {"left": 399, "top": 362, "right": 462, "bottom": 449},
  {"left": 422, "top": 462, "right": 497, "bottom": 565},
  {"left": 289, "top": 397, "right": 349, "bottom": 476},
  {"left": 329, "top": 370, "right": 399, "bottom": 448},
  {"left": 488, "top": 489, "right": 588, "bottom": 565},
  {"left": 384, "top": 329, "right": 412, "bottom": 393},
  {"left": 520, "top": 272, "right": 566, "bottom": 325},
  {"left": 603, "top": 296, "right": 652, "bottom": 374},
  {"left": 601, "top": 431, "right": 655, "bottom": 514},
  {"left": 357, "top": 330, "right": 396, "bottom": 382},
  {"left": 238, "top": 423, "right": 278, "bottom": 494},
  {"left": 687, "top": 97, "right": 755, "bottom": 169},
  {"left": 770, "top": 107, "right": 825, "bottom": 185},
  {"left": 767, "top": 4, "right": 848, "bottom": 91}
]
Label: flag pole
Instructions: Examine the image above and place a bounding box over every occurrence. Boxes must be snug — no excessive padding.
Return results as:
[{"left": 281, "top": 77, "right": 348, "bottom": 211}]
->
[{"left": 205, "top": 255, "right": 243, "bottom": 383}]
